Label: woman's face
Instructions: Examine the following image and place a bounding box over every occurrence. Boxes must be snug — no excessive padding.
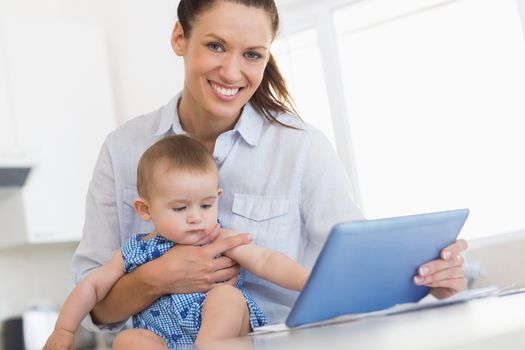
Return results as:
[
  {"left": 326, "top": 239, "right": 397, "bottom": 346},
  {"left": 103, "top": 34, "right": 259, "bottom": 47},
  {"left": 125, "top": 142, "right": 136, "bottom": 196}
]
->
[{"left": 172, "top": 1, "right": 274, "bottom": 122}]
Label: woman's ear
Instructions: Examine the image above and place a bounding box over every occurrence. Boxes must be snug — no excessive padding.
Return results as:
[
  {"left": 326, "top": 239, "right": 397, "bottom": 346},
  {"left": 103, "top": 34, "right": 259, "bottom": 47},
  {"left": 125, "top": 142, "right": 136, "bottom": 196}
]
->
[
  {"left": 134, "top": 198, "right": 152, "bottom": 221},
  {"left": 171, "top": 21, "right": 186, "bottom": 56}
]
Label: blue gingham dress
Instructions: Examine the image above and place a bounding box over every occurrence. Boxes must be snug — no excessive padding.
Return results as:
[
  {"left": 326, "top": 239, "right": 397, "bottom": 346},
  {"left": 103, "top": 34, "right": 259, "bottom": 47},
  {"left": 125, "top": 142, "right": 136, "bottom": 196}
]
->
[{"left": 121, "top": 233, "right": 268, "bottom": 347}]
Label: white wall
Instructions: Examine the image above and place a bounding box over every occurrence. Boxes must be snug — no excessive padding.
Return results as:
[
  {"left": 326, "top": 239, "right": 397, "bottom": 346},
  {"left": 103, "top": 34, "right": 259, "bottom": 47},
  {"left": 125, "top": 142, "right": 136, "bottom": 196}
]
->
[
  {"left": 0, "top": 243, "right": 77, "bottom": 320},
  {"left": 0, "top": 0, "right": 184, "bottom": 124}
]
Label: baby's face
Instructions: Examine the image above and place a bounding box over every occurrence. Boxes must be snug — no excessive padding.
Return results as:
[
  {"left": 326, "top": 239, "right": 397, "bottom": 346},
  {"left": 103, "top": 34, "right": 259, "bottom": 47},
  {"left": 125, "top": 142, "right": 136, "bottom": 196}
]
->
[{"left": 147, "top": 167, "right": 220, "bottom": 245}]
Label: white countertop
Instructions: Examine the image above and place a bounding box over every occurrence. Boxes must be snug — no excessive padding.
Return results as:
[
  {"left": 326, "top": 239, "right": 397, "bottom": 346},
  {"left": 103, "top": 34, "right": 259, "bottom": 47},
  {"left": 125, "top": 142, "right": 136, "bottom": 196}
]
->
[{"left": 203, "top": 292, "right": 525, "bottom": 350}]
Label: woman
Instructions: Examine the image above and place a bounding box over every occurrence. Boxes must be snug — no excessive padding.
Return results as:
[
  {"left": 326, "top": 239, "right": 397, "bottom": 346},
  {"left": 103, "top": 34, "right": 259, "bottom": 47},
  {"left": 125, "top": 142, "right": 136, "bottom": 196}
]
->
[{"left": 72, "top": 0, "right": 468, "bottom": 334}]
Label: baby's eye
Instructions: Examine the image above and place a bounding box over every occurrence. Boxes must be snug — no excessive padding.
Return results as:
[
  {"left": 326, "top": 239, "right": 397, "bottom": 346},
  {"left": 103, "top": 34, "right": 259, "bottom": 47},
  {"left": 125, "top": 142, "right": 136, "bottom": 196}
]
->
[
  {"left": 207, "top": 42, "right": 225, "bottom": 53},
  {"left": 201, "top": 204, "right": 213, "bottom": 209},
  {"left": 173, "top": 206, "right": 186, "bottom": 212}
]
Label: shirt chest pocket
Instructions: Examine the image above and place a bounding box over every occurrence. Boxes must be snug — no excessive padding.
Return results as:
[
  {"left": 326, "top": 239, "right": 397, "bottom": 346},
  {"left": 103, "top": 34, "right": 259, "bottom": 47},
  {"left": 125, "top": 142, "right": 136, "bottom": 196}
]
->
[{"left": 230, "top": 193, "right": 289, "bottom": 251}]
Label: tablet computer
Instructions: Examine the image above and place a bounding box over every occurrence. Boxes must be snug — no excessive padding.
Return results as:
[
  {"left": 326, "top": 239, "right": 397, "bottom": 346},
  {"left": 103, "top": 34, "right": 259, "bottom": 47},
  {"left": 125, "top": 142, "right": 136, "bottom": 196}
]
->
[{"left": 285, "top": 208, "right": 469, "bottom": 327}]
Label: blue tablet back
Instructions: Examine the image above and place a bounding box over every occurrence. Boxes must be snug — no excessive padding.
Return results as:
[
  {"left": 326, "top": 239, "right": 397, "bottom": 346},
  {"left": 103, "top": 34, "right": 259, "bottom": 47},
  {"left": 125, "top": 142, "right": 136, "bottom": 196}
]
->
[{"left": 285, "top": 209, "right": 469, "bottom": 327}]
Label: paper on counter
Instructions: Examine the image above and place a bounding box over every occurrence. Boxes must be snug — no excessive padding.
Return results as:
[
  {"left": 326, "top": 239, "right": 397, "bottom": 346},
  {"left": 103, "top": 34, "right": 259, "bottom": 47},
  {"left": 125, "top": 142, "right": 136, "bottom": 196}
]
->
[{"left": 251, "top": 286, "right": 510, "bottom": 335}]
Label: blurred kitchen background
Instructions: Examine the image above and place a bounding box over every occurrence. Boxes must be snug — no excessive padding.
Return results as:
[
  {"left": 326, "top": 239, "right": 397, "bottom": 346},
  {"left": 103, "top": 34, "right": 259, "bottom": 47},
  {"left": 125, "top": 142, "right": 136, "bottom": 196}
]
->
[{"left": 1, "top": 0, "right": 525, "bottom": 348}]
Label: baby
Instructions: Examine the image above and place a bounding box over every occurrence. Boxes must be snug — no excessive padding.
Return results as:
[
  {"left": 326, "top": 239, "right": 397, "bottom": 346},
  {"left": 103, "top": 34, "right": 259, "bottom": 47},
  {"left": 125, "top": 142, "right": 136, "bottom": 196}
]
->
[{"left": 44, "top": 134, "right": 308, "bottom": 349}]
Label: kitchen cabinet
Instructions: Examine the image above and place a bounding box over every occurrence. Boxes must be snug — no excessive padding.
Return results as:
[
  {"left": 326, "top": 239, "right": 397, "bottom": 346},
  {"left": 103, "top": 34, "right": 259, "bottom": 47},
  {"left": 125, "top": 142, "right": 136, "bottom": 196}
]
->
[{"left": 0, "top": 17, "right": 116, "bottom": 246}]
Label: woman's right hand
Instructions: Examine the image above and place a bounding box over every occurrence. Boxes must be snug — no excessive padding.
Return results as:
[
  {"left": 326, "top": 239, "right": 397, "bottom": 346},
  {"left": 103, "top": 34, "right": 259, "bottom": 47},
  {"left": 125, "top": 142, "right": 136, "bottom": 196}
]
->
[{"left": 147, "top": 230, "right": 253, "bottom": 295}]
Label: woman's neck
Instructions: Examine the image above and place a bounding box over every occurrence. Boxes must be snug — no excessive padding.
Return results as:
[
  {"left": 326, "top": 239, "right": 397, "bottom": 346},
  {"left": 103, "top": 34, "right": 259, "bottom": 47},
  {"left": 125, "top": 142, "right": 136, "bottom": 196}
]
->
[{"left": 177, "top": 94, "right": 240, "bottom": 153}]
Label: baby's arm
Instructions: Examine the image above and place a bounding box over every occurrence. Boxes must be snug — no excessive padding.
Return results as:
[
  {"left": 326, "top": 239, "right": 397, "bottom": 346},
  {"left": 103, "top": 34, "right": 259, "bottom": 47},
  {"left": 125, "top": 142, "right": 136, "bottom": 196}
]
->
[
  {"left": 44, "top": 251, "right": 125, "bottom": 350},
  {"left": 219, "top": 229, "right": 309, "bottom": 291}
]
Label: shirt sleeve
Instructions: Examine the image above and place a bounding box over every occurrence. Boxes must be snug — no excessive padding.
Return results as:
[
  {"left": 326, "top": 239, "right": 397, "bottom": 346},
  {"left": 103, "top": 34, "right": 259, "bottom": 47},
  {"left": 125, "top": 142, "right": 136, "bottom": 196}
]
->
[
  {"left": 70, "top": 140, "right": 127, "bottom": 332},
  {"left": 300, "top": 128, "right": 365, "bottom": 267}
]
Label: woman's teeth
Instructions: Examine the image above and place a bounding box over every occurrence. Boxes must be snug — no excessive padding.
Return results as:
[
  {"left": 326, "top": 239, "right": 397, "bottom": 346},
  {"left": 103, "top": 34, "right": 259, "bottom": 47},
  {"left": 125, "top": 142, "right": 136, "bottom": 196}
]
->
[{"left": 211, "top": 82, "right": 240, "bottom": 97}]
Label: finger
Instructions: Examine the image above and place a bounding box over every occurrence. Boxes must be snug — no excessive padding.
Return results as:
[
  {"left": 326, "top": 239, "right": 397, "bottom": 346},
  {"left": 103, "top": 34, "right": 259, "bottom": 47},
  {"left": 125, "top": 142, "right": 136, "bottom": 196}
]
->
[
  {"left": 414, "top": 266, "right": 465, "bottom": 285},
  {"left": 418, "top": 255, "right": 463, "bottom": 277},
  {"left": 210, "top": 273, "right": 240, "bottom": 289},
  {"left": 430, "top": 287, "right": 459, "bottom": 299},
  {"left": 204, "top": 233, "right": 252, "bottom": 257},
  {"left": 194, "top": 224, "right": 220, "bottom": 246},
  {"left": 426, "top": 277, "right": 467, "bottom": 292},
  {"left": 440, "top": 239, "right": 468, "bottom": 260},
  {"left": 225, "top": 273, "right": 240, "bottom": 286},
  {"left": 211, "top": 255, "right": 238, "bottom": 271},
  {"left": 209, "top": 266, "right": 241, "bottom": 284},
  {"left": 208, "top": 223, "right": 221, "bottom": 241}
]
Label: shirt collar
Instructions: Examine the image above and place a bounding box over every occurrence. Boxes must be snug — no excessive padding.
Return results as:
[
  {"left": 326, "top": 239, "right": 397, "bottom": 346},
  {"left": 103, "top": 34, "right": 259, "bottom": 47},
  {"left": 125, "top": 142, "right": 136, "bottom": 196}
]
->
[
  {"left": 154, "top": 92, "right": 264, "bottom": 146},
  {"left": 234, "top": 103, "right": 263, "bottom": 146},
  {"left": 154, "top": 93, "right": 184, "bottom": 136}
]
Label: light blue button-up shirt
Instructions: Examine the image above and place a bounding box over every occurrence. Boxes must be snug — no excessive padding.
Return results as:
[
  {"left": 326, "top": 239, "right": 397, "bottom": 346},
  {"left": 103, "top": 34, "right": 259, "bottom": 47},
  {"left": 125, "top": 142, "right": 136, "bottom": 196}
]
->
[{"left": 73, "top": 93, "right": 364, "bottom": 330}]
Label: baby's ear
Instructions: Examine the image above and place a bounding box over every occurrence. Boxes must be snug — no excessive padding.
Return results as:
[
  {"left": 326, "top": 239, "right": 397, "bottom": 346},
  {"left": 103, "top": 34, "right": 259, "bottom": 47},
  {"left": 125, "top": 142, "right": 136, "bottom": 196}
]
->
[
  {"left": 217, "top": 188, "right": 223, "bottom": 198},
  {"left": 133, "top": 198, "right": 151, "bottom": 221}
]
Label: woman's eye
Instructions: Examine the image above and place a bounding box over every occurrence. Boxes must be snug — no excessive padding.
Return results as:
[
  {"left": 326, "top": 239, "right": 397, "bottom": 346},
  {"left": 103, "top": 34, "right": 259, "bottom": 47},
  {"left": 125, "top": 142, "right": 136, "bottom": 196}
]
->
[
  {"left": 244, "top": 51, "right": 262, "bottom": 61},
  {"left": 173, "top": 207, "right": 186, "bottom": 212},
  {"left": 207, "top": 42, "right": 224, "bottom": 52}
]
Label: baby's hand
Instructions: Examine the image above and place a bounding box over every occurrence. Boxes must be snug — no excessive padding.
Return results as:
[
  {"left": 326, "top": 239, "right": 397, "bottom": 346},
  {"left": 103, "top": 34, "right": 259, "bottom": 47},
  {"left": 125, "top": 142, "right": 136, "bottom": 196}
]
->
[{"left": 43, "top": 328, "right": 75, "bottom": 350}]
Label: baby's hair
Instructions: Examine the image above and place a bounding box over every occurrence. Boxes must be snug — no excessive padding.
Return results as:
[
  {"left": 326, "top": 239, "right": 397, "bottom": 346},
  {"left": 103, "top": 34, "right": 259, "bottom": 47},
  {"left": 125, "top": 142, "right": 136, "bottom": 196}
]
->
[{"left": 137, "top": 134, "right": 216, "bottom": 198}]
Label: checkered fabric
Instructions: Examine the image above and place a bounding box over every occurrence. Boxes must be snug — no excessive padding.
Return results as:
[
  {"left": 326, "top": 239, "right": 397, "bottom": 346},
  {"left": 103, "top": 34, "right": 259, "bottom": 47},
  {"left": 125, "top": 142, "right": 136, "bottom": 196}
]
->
[{"left": 121, "top": 233, "right": 268, "bottom": 347}]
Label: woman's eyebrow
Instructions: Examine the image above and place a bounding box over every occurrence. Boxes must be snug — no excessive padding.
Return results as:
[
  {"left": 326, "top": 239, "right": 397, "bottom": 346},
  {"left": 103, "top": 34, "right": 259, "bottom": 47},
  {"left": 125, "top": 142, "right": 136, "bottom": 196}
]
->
[
  {"left": 204, "top": 33, "right": 268, "bottom": 50},
  {"left": 205, "top": 33, "right": 227, "bottom": 44}
]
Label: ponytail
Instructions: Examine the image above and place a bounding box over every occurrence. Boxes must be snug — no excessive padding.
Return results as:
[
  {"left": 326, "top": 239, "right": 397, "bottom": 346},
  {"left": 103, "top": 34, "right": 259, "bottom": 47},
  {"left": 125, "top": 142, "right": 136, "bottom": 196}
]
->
[{"left": 250, "top": 54, "right": 301, "bottom": 127}]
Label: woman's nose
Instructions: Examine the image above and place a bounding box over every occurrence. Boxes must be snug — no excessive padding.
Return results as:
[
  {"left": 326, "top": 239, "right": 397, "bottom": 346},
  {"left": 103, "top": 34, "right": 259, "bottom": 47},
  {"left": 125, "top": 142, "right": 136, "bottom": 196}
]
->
[{"left": 219, "top": 54, "right": 242, "bottom": 83}]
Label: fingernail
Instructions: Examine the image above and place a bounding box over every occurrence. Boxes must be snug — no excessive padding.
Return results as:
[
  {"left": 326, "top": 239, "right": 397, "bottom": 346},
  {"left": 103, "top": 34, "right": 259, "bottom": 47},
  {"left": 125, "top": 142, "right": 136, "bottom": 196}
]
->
[
  {"left": 414, "top": 276, "right": 424, "bottom": 284},
  {"left": 419, "top": 267, "right": 429, "bottom": 276},
  {"left": 443, "top": 251, "right": 452, "bottom": 259}
]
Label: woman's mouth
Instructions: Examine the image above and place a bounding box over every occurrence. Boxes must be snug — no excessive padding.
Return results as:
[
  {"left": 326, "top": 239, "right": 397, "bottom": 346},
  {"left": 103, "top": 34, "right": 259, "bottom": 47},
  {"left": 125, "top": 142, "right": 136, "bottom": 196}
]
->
[{"left": 209, "top": 81, "right": 243, "bottom": 100}]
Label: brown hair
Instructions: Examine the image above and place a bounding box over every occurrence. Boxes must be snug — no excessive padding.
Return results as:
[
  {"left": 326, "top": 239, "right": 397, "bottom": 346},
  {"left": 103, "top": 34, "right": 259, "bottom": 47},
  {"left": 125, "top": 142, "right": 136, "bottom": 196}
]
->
[
  {"left": 137, "top": 135, "right": 216, "bottom": 198},
  {"left": 177, "top": 0, "right": 300, "bottom": 126}
]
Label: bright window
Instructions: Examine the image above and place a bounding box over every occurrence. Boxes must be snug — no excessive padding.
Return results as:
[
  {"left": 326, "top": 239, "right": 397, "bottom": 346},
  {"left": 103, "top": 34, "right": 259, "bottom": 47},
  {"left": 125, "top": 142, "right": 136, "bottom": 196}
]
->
[
  {"left": 334, "top": 0, "right": 525, "bottom": 239},
  {"left": 272, "top": 29, "right": 336, "bottom": 146}
]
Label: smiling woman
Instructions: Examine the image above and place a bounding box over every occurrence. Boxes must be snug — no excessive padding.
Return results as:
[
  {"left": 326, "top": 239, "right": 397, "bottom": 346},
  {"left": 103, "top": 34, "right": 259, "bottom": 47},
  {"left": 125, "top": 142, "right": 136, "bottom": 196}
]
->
[
  {"left": 174, "top": 0, "right": 299, "bottom": 142},
  {"left": 173, "top": 1, "right": 274, "bottom": 136}
]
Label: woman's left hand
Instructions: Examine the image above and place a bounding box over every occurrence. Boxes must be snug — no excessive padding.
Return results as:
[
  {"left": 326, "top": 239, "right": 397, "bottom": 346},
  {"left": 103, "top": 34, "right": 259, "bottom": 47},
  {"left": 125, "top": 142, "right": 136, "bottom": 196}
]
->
[{"left": 413, "top": 239, "right": 468, "bottom": 299}]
